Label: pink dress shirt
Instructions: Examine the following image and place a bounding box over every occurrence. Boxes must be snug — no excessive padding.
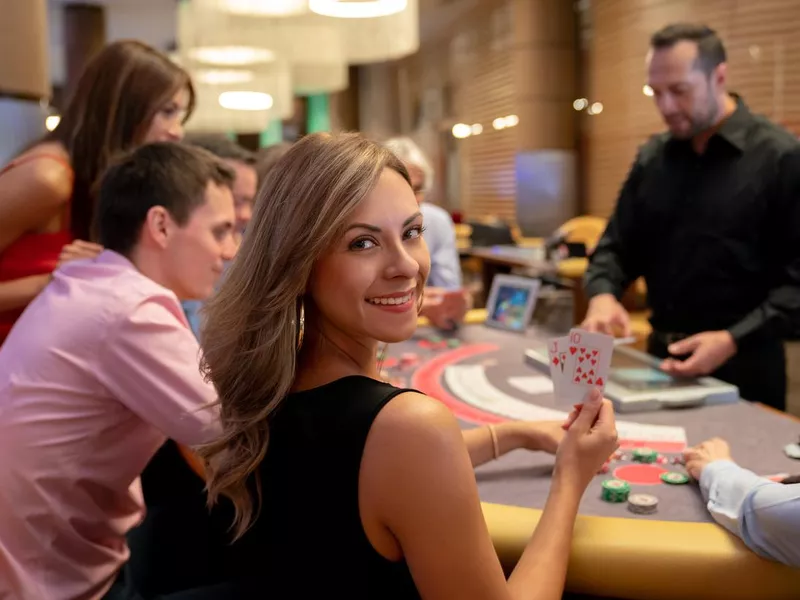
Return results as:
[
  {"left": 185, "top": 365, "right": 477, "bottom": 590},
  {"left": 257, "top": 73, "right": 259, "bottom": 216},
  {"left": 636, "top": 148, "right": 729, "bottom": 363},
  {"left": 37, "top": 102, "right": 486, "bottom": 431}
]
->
[{"left": 0, "top": 250, "right": 220, "bottom": 600}]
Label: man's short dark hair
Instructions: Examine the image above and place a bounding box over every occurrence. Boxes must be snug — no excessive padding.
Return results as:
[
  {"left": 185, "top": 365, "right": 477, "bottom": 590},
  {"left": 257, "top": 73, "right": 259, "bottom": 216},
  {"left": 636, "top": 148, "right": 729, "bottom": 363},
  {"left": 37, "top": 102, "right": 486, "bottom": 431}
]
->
[
  {"left": 184, "top": 134, "right": 257, "bottom": 166},
  {"left": 96, "top": 142, "right": 235, "bottom": 256},
  {"left": 650, "top": 23, "right": 727, "bottom": 76}
]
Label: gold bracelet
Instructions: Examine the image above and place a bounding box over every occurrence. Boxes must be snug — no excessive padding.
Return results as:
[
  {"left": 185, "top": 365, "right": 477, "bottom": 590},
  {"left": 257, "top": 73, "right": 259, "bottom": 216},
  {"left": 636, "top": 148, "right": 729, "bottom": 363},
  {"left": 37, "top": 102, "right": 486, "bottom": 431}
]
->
[{"left": 488, "top": 424, "right": 500, "bottom": 460}]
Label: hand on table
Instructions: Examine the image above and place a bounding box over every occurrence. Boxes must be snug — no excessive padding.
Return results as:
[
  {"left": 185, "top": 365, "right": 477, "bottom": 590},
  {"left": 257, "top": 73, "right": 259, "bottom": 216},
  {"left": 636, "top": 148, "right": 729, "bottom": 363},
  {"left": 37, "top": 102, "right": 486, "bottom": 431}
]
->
[
  {"left": 660, "top": 331, "right": 737, "bottom": 378},
  {"left": 553, "top": 389, "right": 619, "bottom": 490},
  {"left": 581, "top": 293, "right": 631, "bottom": 337},
  {"left": 57, "top": 240, "right": 104, "bottom": 269},
  {"left": 682, "top": 437, "right": 733, "bottom": 480}
]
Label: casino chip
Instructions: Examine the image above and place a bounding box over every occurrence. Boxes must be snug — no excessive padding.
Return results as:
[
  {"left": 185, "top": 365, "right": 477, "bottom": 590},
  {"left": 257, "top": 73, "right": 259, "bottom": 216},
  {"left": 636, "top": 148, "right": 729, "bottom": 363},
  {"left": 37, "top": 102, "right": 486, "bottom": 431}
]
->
[
  {"left": 446, "top": 338, "right": 461, "bottom": 349},
  {"left": 660, "top": 472, "right": 690, "bottom": 485},
  {"left": 632, "top": 447, "right": 657, "bottom": 464},
  {"left": 601, "top": 479, "right": 630, "bottom": 503},
  {"left": 399, "top": 353, "right": 419, "bottom": 368},
  {"left": 628, "top": 493, "right": 658, "bottom": 515}
]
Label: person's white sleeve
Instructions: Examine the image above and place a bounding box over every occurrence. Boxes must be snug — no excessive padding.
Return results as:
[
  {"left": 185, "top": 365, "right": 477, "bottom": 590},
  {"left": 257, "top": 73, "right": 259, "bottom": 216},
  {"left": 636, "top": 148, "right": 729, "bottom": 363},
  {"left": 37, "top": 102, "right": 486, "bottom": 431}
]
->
[
  {"left": 700, "top": 460, "right": 800, "bottom": 567},
  {"left": 423, "top": 206, "right": 462, "bottom": 289}
]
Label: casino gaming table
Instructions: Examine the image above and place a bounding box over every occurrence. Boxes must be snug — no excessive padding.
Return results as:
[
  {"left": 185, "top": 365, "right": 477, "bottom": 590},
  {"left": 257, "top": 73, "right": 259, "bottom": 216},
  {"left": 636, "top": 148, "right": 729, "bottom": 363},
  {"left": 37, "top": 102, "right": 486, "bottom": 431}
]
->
[{"left": 387, "top": 312, "right": 800, "bottom": 600}]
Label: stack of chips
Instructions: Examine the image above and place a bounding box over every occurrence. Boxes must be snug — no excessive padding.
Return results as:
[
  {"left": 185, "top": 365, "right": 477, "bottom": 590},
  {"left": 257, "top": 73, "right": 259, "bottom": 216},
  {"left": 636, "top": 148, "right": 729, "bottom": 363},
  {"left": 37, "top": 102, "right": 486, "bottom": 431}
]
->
[
  {"left": 601, "top": 479, "right": 630, "bottom": 503},
  {"left": 632, "top": 447, "right": 658, "bottom": 463},
  {"left": 660, "top": 472, "right": 690, "bottom": 485},
  {"left": 627, "top": 493, "right": 658, "bottom": 515}
]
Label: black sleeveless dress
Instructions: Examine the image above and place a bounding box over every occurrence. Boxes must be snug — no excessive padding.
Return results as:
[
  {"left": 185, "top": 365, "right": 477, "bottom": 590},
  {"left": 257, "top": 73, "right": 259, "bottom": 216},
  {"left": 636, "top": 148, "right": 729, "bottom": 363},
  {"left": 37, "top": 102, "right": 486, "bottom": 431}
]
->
[{"left": 219, "top": 375, "right": 422, "bottom": 598}]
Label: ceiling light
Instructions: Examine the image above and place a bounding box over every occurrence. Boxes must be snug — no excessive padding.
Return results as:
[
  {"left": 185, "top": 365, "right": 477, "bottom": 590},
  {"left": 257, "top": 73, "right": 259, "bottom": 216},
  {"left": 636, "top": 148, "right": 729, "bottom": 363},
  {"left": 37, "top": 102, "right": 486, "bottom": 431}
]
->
[
  {"left": 195, "top": 69, "right": 255, "bottom": 85},
  {"left": 590, "top": 101, "right": 604, "bottom": 114},
  {"left": 504, "top": 114, "right": 519, "bottom": 127},
  {"left": 188, "top": 46, "right": 275, "bottom": 66},
  {"left": 573, "top": 98, "right": 588, "bottom": 111},
  {"left": 471, "top": 123, "right": 483, "bottom": 135},
  {"left": 643, "top": 85, "right": 654, "bottom": 97},
  {"left": 218, "top": 91, "right": 274, "bottom": 111},
  {"left": 222, "top": 0, "right": 308, "bottom": 16},
  {"left": 452, "top": 123, "right": 472, "bottom": 139},
  {"left": 492, "top": 117, "right": 506, "bottom": 130},
  {"left": 309, "top": 0, "right": 407, "bottom": 18}
]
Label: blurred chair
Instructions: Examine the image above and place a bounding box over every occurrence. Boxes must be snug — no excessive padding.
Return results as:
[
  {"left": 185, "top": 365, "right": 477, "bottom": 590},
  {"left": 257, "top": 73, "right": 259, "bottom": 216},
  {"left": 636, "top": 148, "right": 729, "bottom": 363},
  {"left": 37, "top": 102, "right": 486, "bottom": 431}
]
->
[{"left": 556, "top": 215, "right": 608, "bottom": 252}]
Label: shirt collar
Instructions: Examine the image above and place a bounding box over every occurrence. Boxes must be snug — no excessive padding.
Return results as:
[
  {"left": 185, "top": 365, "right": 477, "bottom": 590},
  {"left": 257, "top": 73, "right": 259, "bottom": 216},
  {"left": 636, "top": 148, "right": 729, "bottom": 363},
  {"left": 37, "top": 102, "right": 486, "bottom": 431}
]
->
[
  {"left": 714, "top": 93, "right": 750, "bottom": 152},
  {"left": 95, "top": 249, "right": 137, "bottom": 270},
  {"left": 666, "top": 92, "right": 751, "bottom": 155}
]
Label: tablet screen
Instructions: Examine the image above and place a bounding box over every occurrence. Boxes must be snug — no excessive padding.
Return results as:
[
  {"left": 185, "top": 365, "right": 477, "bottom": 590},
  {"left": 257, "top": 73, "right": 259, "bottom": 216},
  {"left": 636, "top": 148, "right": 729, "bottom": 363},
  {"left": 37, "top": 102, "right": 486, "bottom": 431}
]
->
[
  {"left": 490, "top": 285, "right": 531, "bottom": 331},
  {"left": 608, "top": 352, "right": 698, "bottom": 391}
]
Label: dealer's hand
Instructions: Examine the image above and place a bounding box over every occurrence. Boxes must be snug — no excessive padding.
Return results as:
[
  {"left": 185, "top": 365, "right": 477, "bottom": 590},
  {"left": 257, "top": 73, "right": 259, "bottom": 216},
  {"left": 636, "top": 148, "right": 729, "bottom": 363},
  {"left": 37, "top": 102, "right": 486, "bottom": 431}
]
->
[
  {"left": 660, "top": 331, "right": 737, "bottom": 378},
  {"left": 682, "top": 437, "right": 733, "bottom": 480},
  {"left": 582, "top": 294, "right": 632, "bottom": 337}
]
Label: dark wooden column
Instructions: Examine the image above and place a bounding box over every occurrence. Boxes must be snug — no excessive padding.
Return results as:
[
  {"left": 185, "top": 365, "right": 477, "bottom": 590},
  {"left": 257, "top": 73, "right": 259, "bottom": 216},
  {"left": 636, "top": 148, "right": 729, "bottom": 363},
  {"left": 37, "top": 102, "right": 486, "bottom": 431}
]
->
[{"left": 63, "top": 3, "right": 106, "bottom": 99}]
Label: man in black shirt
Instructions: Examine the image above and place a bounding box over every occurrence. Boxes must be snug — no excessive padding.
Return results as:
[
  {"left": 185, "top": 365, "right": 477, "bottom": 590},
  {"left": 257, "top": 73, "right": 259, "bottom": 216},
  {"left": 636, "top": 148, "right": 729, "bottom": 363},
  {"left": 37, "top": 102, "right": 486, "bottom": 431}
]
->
[{"left": 583, "top": 23, "right": 800, "bottom": 411}]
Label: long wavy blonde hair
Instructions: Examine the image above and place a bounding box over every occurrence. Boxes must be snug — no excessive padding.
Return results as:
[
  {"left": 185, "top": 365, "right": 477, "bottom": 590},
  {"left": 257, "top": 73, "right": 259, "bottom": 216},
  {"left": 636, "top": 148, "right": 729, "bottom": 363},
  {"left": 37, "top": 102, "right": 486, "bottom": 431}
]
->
[{"left": 198, "top": 132, "right": 409, "bottom": 538}]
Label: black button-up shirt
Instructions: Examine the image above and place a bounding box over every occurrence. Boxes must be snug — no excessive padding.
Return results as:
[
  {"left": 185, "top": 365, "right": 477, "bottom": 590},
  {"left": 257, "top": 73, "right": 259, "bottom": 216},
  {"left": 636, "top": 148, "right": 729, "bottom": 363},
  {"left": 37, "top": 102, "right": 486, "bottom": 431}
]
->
[{"left": 585, "top": 96, "right": 800, "bottom": 344}]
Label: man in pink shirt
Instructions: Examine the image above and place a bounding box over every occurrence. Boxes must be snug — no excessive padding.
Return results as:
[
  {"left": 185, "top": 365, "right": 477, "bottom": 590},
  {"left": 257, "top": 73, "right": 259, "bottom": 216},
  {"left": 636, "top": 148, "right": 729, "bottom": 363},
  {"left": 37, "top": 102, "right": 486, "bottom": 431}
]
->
[{"left": 0, "top": 142, "right": 237, "bottom": 599}]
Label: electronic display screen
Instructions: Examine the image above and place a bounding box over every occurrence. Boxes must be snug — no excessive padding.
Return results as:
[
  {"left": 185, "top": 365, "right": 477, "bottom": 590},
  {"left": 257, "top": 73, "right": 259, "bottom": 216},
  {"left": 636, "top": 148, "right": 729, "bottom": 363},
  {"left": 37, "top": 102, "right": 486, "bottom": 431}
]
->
[
  {"left": 489, "top": 285, "right": 532, "bottom": 331},
  {"left": 608, "top": 351, "right": 698, "bottom": 391}
]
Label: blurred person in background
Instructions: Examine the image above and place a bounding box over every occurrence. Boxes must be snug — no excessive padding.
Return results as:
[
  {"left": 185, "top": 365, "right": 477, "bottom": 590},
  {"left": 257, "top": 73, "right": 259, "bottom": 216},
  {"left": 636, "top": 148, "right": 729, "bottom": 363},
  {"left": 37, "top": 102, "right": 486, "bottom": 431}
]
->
[
  {"left": 256, "top": 141, "right": 294, "bottom": 186},
  {"left": 182, "top": 135, "right": 259, "bottom": 338},
  {"left": 0, "top": 40, "right": 194, "bottom": 345},
  {"left": 384, "top": 136, "right": 470, "bottom": 329}
]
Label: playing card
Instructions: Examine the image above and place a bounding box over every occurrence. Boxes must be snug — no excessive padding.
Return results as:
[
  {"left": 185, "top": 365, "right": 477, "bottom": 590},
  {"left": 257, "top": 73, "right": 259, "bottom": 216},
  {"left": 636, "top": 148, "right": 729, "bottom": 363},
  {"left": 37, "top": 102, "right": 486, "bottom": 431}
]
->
[
  {"left": 546, "top": 335, "right": 570, "bottom": 397},
  {"left": 558, "top": 328, "right": 614, "bottom": 403}
]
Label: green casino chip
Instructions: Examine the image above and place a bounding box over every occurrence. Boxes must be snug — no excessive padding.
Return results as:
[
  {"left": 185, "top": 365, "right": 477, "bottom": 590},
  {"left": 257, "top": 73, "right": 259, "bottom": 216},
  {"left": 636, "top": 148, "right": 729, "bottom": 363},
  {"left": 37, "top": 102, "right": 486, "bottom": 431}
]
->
[
  {"left": 446, "top": 338, "right": 461, "bottom": 348},
  {"left": 428, "top": 335, "right": 442, "bottom": 344},
  {"left": 632, "top": 447, "right": 658, "bottom": 463},
  {"left": 601, "top": 479, "right": 630, "bottom": 503},
  {"left": 660, "top": 472, "right": 690, "bottom": 485}
]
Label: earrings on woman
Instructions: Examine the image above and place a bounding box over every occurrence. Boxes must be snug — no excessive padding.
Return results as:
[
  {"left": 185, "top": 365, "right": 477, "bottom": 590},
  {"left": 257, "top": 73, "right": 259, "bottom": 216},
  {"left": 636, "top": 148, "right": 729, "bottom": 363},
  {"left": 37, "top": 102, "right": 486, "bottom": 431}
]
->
[{"left": 296, "top": 298, "right": 305, "bottom": 351}]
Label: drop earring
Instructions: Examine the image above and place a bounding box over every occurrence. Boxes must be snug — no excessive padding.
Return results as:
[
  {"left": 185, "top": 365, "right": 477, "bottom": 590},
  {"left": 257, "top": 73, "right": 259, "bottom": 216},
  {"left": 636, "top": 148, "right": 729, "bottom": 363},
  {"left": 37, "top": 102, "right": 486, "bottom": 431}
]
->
[{"left": 296, "top": 299, "right": 305, "bottom": 351}]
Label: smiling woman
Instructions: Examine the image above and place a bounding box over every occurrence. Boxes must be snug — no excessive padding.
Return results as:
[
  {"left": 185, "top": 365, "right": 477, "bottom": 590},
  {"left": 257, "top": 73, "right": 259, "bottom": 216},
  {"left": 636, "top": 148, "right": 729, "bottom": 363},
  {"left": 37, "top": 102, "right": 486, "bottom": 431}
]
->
[{"left": 194, "top": 132, "right": 618, "bottom": 599}]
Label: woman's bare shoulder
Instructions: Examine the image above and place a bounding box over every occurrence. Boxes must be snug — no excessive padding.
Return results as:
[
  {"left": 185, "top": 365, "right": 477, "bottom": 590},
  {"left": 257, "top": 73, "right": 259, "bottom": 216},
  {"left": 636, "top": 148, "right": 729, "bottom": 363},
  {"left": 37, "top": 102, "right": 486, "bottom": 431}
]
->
[
  {"left": 4, "top": 142, "right": 73, "bottom": 204},
  {"left": 372, "top": 390, "right": 463, "bottom": 450}
]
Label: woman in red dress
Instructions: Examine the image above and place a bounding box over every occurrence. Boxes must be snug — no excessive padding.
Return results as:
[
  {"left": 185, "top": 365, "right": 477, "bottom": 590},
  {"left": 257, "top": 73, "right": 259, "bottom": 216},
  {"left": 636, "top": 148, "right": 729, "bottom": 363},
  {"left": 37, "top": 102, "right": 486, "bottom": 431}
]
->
[{"left": 0, "top": 40, "right": 195, "bottom": 344}]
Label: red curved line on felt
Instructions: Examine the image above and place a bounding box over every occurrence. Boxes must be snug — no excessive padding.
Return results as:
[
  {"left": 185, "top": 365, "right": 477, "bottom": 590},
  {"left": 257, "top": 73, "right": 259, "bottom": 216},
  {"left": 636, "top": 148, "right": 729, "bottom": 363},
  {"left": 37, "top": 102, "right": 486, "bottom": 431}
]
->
[{"left": 411, "top": 343, "right": 506, "bottom": 425}]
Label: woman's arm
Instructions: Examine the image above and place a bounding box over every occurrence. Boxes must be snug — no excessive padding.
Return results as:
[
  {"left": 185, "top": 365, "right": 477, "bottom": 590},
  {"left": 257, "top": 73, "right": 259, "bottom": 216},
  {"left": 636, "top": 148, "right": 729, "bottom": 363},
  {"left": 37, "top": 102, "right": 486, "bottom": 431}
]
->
[
  {"left": 462, "top": 421, "right": 563, "bottom": 467},
  {"left": 0, "top": 155, "right": 73, "bottom": 252},
  {"left": 0, "top": 155, "right": 73, "bottom": 311},
  {"left": 0, "top": 275, "right": 52, "bottom": 312},
  {"left": 360, "top": 391, "right": 616, "bottom": 600}
]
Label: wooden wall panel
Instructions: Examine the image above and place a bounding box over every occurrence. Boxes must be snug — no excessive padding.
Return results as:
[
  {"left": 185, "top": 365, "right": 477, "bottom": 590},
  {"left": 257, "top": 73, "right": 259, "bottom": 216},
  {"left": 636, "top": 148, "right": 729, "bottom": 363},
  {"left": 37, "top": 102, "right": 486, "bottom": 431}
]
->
[
  {"left": 453, "top": 24, "right": 518, "bottom": 223},
  {"left": 357, "top": 0, "right": 519, "bottom": 222},
  {"left": 587, "top": 0, "right": 800, "bottom": 217}
]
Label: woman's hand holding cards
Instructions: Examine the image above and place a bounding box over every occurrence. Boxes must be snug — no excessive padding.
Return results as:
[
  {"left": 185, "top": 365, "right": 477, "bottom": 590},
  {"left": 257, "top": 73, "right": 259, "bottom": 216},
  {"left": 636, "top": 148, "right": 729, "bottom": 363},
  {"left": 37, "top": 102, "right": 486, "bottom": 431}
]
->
[{"left": 553, "top": 389, "right": 619, "bottom": 492}]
